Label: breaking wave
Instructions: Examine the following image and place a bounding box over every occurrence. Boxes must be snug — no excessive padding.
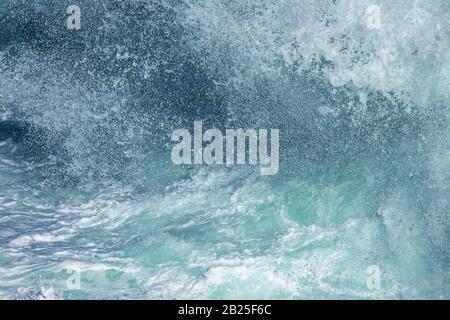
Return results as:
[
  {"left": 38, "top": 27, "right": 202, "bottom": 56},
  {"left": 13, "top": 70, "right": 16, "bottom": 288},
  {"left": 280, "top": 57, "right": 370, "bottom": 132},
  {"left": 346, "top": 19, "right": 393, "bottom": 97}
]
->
[{"left": 0, "top": 0, "right": 449, "bottom": 299}]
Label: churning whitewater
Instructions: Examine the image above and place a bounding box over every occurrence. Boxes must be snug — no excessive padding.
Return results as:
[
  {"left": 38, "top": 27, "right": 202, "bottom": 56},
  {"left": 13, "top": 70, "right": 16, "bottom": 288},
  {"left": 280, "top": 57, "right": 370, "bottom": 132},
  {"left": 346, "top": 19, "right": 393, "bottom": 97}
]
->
[{"left": 0, "top": 0, "right": 449, "bottom": 299}]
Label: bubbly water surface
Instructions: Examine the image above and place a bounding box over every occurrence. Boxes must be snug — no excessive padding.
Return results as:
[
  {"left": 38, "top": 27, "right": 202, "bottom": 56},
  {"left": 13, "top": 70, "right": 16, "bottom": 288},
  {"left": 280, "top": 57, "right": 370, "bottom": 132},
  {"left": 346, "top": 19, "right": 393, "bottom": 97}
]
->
[{"left": 0, "top": 0, "right": 449, "bottom": 299}]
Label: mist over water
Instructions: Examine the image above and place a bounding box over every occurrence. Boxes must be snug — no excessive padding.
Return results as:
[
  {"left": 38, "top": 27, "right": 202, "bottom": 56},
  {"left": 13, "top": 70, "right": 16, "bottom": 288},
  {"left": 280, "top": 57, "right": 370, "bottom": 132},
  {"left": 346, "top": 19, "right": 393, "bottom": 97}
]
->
[{"left": 0, "top": 0, "right": 449, "bottom": 299}]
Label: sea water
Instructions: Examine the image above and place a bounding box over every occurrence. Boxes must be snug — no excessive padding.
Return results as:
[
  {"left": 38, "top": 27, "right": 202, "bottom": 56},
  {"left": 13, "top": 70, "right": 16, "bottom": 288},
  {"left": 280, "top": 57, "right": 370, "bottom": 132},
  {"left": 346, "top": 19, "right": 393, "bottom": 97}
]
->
[{"left": 0, "top": 0, "right": 449, "bottom": 299}]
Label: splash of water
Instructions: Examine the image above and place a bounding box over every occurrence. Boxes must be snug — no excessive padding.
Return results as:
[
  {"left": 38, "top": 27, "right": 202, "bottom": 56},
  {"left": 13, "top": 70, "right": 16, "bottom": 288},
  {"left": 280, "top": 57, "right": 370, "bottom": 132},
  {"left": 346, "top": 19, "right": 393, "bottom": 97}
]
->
[{"left": 0, "top": 0, "right": 449, "bottom": 299}]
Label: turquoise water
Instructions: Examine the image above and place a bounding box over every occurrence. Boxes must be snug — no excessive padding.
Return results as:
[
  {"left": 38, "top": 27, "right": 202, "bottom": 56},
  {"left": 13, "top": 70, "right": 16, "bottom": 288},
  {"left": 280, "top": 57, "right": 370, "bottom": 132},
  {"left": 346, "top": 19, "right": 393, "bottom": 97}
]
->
[{"left": 0, "top": 0, "right": 449, "bottom": 299}]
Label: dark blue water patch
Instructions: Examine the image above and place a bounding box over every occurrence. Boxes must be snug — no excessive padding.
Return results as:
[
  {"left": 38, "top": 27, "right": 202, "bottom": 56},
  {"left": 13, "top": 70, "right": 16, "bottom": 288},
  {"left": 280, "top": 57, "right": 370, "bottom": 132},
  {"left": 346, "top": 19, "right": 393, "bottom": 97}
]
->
[
  {"left": 2, "top": 0, "right": 228, "bottom": 127},
  {"left": 0, "top": 120, "right": 29, "bottom": 143}
]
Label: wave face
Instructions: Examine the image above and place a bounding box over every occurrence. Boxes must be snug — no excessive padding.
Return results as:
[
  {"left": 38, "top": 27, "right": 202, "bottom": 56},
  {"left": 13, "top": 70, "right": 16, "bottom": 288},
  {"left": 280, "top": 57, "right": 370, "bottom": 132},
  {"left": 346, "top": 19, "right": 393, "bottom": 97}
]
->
[{"left": 0, "top": 0, "right": 449, "bottom": 299}]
